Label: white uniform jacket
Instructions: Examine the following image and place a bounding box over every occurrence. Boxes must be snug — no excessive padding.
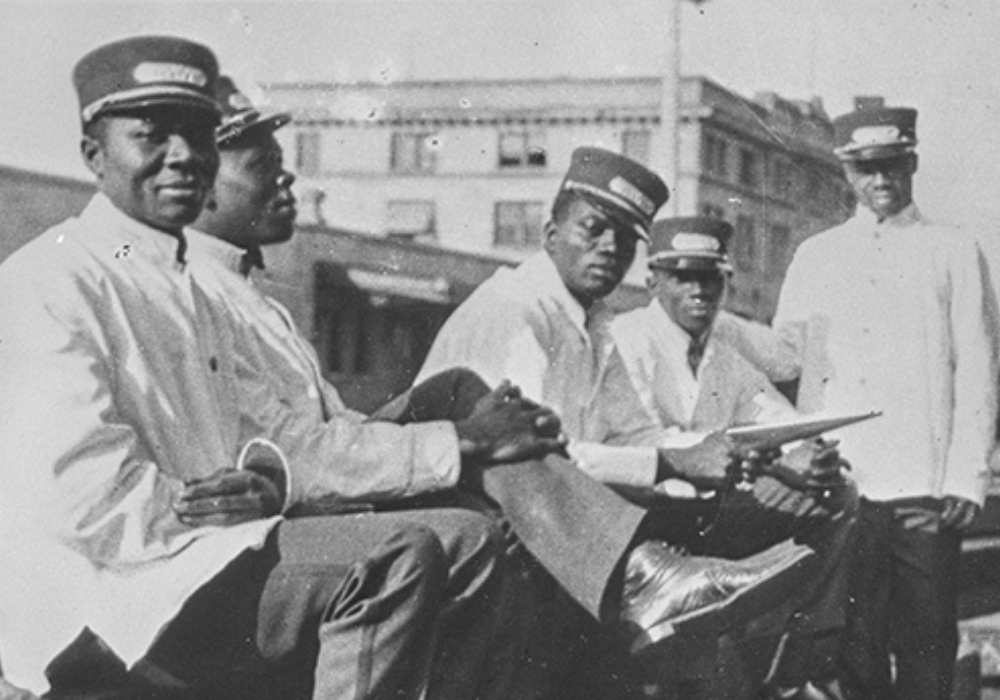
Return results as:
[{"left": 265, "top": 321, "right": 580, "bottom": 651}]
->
[
  {"left": 417, "top": 252, "right": 662, "bottom": 486},
  {"left": 0, "top": 196, "right": 282, "bottom": 691},
  {"left": 185, "top": 231, "right": 462, "bottom": 505},
  {"left": 611, "top": 302, "right": 799, "bottom": 439},
  {"left": 774, "top": 204, "right": 999, "bottom": 505}
]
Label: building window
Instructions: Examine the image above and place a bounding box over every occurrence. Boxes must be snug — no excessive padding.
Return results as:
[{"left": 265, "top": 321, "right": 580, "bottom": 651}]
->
[
  {"left": 765, "top": 224, "right": 792, "bottom": 275},
  {"left": 733, "top": 215, "right": 757, "bottom": 271},
  {"left": 295, "top": 131, "right": 321, "bottom": 177},
  {"left": 622, "top": 129, "right": 652, "bottom": 165},
  {"left": 386, "top": 200, "right": 436, "bottom": 238},
  {"left": 739, "top": 148, "right": 759, "bottom": 189},
  {"left": 391, "top": 132, "right": 438, "bottom": 173},
  {"left": 701, "top": 203, "right": 726, "bottom": 219},
  {"left": 494, "top": 201, "right": 545, "bottom": 249},
  {"left": 498, "top": 131, "right": 546, "bottom": 169},
  {"left": 770, "top": 157, "right": 795, "bottom": 201},
  {"left": 703, "top": 133, "right": 728, "bottom": 180}
]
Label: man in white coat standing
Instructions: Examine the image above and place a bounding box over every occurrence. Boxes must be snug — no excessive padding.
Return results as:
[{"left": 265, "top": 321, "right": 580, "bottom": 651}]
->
[{"left": 773, "top": 103, "right": 999, "bottom": 700}]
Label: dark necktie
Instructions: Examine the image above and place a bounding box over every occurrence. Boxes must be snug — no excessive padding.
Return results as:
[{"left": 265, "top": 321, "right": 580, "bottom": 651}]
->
[
  {"left": 687, "top": 335, "right": 705, "bottom": 377},
  {"left": 239, "top": 246, "right": 265, "bottom": 276}
]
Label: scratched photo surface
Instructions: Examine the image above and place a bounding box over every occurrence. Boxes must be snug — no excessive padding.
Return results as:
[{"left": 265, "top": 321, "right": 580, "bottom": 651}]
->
[{"left": 1, "top": 1, "right": 999, "bottom": 697}]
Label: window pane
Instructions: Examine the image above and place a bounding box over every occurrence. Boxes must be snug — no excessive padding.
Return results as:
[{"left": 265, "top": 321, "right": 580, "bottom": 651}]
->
[
  {"left": 494, "top": 201, "right": 545, "bottom": 248},
  {"left": 387, "top": 200, "right": 436, "bottom": 236},
  {"left": 499, "top": 130, "right": 546, "bottom": 169},
  {"left": 622, "top": 129, "right": 651, "bottom": 165},
  {"left": 296, "top": 132, "right": 321, "bottom": 177},
  {"left": 391, "top": 132, "right": 437, "bottom": 173}
]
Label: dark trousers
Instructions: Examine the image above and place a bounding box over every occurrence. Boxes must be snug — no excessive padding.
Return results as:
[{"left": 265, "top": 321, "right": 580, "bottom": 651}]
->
[
  {"left": 838, "top": 497, "right": 962, "bottom": 700},
  {"left": 637, "top": 474, "right": 858, "bottom": 691},
  {"left": 371, "top": 368, "right": 648, "bottom": 622},
  {"left": 45, "top": 509, "right": 517, "bottom": 700}
]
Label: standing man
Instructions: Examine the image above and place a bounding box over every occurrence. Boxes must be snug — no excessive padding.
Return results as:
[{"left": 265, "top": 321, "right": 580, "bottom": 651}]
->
[
  {"left": 0, "top": 37, "right": 545, "bottom": 700},
  {"left": 773, "top": 104, "right": 999, "bottom": 699}
]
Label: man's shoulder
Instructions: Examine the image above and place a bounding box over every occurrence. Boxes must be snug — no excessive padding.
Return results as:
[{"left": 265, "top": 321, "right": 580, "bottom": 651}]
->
[{"left": 0, "top": 215, "right": 96, "bottom": 285}]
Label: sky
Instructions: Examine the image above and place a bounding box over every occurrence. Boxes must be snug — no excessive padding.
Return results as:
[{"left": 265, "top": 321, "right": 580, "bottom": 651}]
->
[{"left": 2, "top": 0, "right": 1000, "bottom": 225}]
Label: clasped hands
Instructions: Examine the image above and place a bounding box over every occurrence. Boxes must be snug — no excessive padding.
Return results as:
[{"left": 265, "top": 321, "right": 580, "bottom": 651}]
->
[
  {"left": 454, "top": 380, "right": 568, "bottom": 467},
  {"left": 658, "top": 431, "right": 850, "bottom": 496}
]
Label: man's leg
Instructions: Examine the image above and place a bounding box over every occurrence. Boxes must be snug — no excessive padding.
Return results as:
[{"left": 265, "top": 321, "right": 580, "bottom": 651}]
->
[
  {"left": 130, "top": 514, "right": 455, "bottom": 700},
  {"left": 888, "top": 501, "right": 962, "bottom": 700},
  {"left": 656, "top": 475, "right": 859, "bottom": 692},
  {"left": 371, "top": 368, "right": 648, "bottom": 620},
  {"left": 836, "top": 499, "right": 894, "bottom": 700}
]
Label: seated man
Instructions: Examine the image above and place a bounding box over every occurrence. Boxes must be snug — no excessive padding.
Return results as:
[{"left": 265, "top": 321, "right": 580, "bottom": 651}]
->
[
  {"left": 180, "top": 75, "right": 816, "bottom": 696},
  {"left": 611, "top": 216, "right": 856, "bottom": 696},
  {"left": 0, "top": 38, "right": 545, "bottom": 700},
  {"left": 417, "top": 148, "right": 858, "bottom": 696}
]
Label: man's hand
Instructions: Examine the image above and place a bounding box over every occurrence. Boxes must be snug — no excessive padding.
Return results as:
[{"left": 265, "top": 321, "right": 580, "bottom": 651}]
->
[
  {"left": 940, "top": 495, "right": 981, "bottom": 531},
  {"left": 174, "top": 466, "right": 283, "bottom": 528},
  {"left": 453, "top": 380, "right": 568, "bottom": 467},
  {"left": 657, "top": 431, "right": 738, "bottom": 491},
  {"left": 756, "top": 438, "right": 850, "bottom": 493}
]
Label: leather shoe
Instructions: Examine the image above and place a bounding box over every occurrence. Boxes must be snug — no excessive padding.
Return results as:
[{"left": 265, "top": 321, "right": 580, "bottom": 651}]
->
[{"left": 620, "top": 539, "right": 817, "bottom": 652}]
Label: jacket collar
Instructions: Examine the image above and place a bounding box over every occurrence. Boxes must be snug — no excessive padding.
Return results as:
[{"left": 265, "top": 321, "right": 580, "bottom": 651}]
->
[
  {"left": 520, "top": 252, "right": 613, "bottom": 338},
  {"left": 85, "top": 193, "right": 189, "bottom": 269},
  {"left": 185, "top": 228, "right": 246, "bottom": 274}
]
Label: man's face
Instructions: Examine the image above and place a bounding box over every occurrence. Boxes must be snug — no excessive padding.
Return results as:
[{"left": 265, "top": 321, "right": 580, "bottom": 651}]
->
[
  {"left": 82, "top": 106, "right": 220, "bottom": 234},
  {"left": 649, "top": 267, "right": 727, "bottom": 337},
  {"left": 544, "top": 197, "right": 639, "bottom": 308},
  {"left": 843, "top": 153, "right": 917, "bottom": 221},
  {"left": 209, "top": 131, "right": 297, "bottom": 248}
]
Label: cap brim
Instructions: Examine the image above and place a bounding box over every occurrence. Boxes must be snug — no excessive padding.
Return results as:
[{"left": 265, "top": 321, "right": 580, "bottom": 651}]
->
[
  {"left": 218, "top": 111, "right": 292, "bottom": 146},
  {"left": 649, "top": 255, "right": 732, "bottom": 273},
  {"left": 836, "top": 144, "right": 915, "bottom": 162},
  {"left": 583, "top": 195, "right": 649, "bottom": 243},
  {"left": 84, "top": 91, "right": 220, "bottom": 123}
]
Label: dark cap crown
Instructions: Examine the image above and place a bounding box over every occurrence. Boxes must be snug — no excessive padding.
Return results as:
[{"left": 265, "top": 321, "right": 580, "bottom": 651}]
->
[
  {"left": 833, "top": 106, "right": 918, "bottom": 161},
  {"left": 557, "top": 146, "right": 669, "bottom": 242},
  {"left": 648, "top": 216, "right": 733, "bottom": 272},
  {"left": 73, "top": 35, "right": 220, "bottom": 124},
  {"left": 215, "top": 75, "right": 292, "bottom": 147}
]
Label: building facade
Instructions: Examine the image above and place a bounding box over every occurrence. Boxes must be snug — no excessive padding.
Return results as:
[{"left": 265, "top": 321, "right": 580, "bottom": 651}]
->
[{"left": 266, "top": 75, "right": 853, "bottom": 320}]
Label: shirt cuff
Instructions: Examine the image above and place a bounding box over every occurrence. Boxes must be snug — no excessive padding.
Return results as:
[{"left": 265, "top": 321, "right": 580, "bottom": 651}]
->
[
  {"left": 568, "top": 441, "right": 657, "bottom": 486},
  {"left": 238, "top": 437, "right": 293, "bottom": 512},
  {"left": 406, "top": 421, "right": 463, "bottom": 493}
]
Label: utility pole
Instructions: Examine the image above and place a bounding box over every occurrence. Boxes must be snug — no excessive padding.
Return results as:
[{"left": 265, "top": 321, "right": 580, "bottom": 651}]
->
[
  {"left": 658, "top": 0, "right": 682, "bottom": 216},
  {"left": 658, "top": 0, "right": 709, "bottom": 216}
]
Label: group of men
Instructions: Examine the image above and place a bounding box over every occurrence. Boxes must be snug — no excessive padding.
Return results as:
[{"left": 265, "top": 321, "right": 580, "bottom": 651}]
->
[{"left": 0, "top": 32, "right": 994, "bottom": 700}]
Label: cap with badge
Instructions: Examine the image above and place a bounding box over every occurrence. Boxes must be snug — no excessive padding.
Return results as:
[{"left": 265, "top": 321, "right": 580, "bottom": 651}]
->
[
  {"left": 556, "top": 146, "right": 669, "bottom": 242},
  {"left": 215, "top": 75, "right": 292, "bottom": 147},
  {"left": 832, "top": 106, "right": 918, "bottom": 162},
  {"left": 647, "top": 216, "right": 733, "bottom": 273},
  {"left": 73, "top": 35, "right": 220, "bottom": 125}
]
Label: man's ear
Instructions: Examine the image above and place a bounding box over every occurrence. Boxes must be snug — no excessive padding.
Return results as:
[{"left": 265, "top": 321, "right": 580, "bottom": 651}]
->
[
  {"left": 910, "top": 153, "right": 919, "bottom": 175},
  {"left": 542, "top": 219, "right": 558, "bottom": 254},
  {"left": 80, "top": 135, "right": 103, "bottom": 179},
  {"left": 645, "top": 272, "right": 657, "bottom": 294}
]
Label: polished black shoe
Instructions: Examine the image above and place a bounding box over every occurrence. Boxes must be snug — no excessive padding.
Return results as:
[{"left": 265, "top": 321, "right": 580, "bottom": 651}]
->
[{"left": 620, "top": 540, "right": 817, "bottom": 652}]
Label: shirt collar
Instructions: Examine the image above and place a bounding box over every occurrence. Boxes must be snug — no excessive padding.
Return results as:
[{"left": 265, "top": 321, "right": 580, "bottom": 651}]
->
[
  {"left": 85, "top": 193, "right": 189, "bottom": 269},
  {"left": 650, "top": 300, "right": 712, "bottom": 349},
  {"left": 185, "top": 228, "right": 250, "bottom": 276},
  {"left": 520, "top": 252, "right": 612, "bottom": 336},
  {"left": 857, "top": 201, "right": 922, "bottom": 229}
]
